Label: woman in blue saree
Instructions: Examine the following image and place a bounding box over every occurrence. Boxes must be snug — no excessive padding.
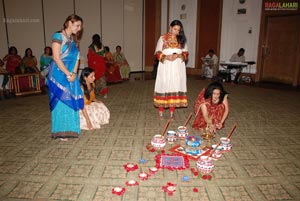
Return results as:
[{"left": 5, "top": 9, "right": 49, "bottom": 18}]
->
[{"left": 47, "top": 14, "right": 84, "bottom": 140}]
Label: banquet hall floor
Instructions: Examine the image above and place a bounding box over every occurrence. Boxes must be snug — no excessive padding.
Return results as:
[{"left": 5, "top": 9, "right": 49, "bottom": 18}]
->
[{"left": 0, "top": 76, "right": 300, "bottom": 200}]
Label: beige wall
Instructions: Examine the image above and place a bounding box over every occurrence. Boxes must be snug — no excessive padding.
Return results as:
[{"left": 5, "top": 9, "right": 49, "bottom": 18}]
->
[
  {"left": 0, "top": 0, "right": 8, "bottom": 58},
  {"left": 0, "top": 0, "right": 144, "bottom": 71},
  {"left": 3, "top": 0, "right": 44, "bottom": 61},
  {"left": 220, "top": 0, "right": 262, "bottom": 74}
]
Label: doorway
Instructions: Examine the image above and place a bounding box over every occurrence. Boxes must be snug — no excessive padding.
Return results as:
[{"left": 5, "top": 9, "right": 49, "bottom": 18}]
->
[{"left": 261, "top": 15, "right": 300, "bottom": 85}]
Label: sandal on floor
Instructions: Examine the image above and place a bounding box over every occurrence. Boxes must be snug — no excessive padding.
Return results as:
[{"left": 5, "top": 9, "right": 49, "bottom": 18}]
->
[{"left": 60, "top": 138, "right": 68, "bottom": 141}]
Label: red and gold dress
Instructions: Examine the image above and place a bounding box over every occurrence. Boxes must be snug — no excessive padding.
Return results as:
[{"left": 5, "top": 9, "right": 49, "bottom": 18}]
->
[
  {"left": 154, "top": 33, "right": 189, "bottom": 108},
  {"left": 192, "top": 89, "right": 226, "bottom": 130}
]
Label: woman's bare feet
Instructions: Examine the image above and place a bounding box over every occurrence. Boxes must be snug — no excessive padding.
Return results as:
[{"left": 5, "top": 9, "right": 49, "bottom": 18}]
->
[
  {"left": 170, "top": 112, "right": 174, "bottom": 120},
  {"left": 159, "top": 111, "right": 164, "bottom": 120}
]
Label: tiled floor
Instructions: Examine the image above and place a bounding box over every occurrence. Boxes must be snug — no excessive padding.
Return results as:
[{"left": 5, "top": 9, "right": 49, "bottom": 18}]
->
[{"left": 0, "top": 77, "right": 300, "bottom": 200}]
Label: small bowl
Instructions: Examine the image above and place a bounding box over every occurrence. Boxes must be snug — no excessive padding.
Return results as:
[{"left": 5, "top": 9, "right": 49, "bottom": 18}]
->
[
  {"left": 220, "top": 137, "right": 230, "bottom": 144},
  {"left": 178, "top": 126, "right": 187, "bottom": 132},
  {"left": 167, "top": 130, "right": 176, "bottom": 136}
]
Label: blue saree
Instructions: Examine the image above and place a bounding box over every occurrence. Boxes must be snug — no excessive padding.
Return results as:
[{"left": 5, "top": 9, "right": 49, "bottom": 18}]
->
[{"left": 47, "top": 32, "right": 84, "bottom": 138}]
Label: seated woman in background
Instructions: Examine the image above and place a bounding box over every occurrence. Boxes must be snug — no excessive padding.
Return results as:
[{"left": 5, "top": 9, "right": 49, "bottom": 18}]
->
[
  {"left": 104, "top": 46, "right": 122, "bottom": 83},
  {"left": 40, "top": 46, "right": 52, "bottom": 71},
  {"left": 192, "top": 81, "right": 229, "bottom": 133},
  {"left": 2, "top": 46, "right": 22, "bottom": 90},
  {"left": 20, "top": 48, "right": 40, "bottom": 91},
  {"left": 79, "top": 67, "right": 110, "bottom": 130},
  {"left": 22, "top": 48, "right": 39, "bottom": 73},
  {"left": 40, "top": 46, "right": 52, "bottom": 87},
  {"left": 113, "top": 45, "right": 131, "bottom": 80}
]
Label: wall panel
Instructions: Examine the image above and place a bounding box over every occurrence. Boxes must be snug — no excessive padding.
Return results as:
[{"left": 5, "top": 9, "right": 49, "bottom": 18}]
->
[
  {"left": 101, "top": 0, "right": 123, "bottom": 54},
  {"left": 220, "top": 0, "right": 262, "bottom": 74},
  {"left": 43, "top": 0, "right": 73, "bottom": 47},
  {"left": 75, "top": 0, "right": 101, "bottom": 65},
  {"left": 169, "top": 0, "right": 197, "bottom": 68},
  {"left": 124, "top": 0, "right": 143, "bottom": 71},
  {"left": 4, "top": 0, "right": 44, "bottom": 62},
  {"left": 0, "top": 0, "right": 8, "bottom": 57}
]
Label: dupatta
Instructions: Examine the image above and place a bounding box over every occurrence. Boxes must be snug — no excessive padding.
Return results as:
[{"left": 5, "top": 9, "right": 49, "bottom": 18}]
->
[{"left": 47, "top": 40, "right": 84, "bottom": 111}]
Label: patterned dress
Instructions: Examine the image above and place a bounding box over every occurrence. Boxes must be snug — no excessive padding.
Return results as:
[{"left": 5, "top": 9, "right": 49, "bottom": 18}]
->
[
  {"left": 192, "top": 89, "right": 226, "bottom": 130},
  {"left": 87, "top": 46, "right": 108, "bottom": 95},
  {"left": 80, "top": 90, "right": 110, "bottom": 130},
  {"left": 47, "top": 32, "right": 84, "bottom": 138},
  {"left": 154, "top": 33, "right": 189, "bottom": 108},
  {"left": 112, "top": 52, "right": 131, "bottom": 79}
]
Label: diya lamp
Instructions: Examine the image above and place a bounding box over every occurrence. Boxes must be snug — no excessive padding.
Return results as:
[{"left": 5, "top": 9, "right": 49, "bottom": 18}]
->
[
  {"left": 126, "top": 180, "right": 139, "bottom": 186},
  {"left": 149, "top": 167, "right": 158, "bottom": 174},
  {"left": 112, "top": 187, "right": 126, "bottom": 196},
  {"left": 138, "top": 172, "right": 149, "bottom": 180}
]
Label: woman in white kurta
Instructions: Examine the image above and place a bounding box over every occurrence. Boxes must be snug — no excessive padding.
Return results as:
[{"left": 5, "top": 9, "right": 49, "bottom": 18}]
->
[{"left": 154, "top": 20, "right": 189, "bottom": 119}]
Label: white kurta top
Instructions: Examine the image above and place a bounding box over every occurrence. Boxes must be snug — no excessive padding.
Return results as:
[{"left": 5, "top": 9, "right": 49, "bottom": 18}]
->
[{"left": 154, "top": 36, "right": 188, "bottom": 108}]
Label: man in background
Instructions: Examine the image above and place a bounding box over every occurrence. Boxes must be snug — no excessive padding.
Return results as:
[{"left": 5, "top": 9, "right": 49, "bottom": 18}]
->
[
  {"left": 229, "top": 48, "right": 245, "bottom": 84},
  {"left": 201, "top": 49, "right": 219, "bottom": 79}
]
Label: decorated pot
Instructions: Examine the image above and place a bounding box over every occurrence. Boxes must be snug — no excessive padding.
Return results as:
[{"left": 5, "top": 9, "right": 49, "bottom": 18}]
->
[
  {"left": 167, "top": 130, "right": 177, "bottom": 143},
  {"left": 151, "top": 135, "right": 166, "bottom": 150},
  {"left": 177, "top": 126, "right": 189, "bottom": 139},
  {"left": 196, "top": 156, "right": 215, "bottom": 174},
  {"left": 220, "top": 137, "right": 232, "bottom": 150}
]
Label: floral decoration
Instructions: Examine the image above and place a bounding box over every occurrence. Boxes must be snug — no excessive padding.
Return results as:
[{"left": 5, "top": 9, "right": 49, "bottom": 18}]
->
[
  {"left": 123, "top": 163, "right": 138, "bottom": 172},
  {"left": 125, "top": 180, "right": 139, "bottom": 186},
  {"left": 162, "top": 182, "right": 177, "bottom": 196},
  {"left": 138, "top": 172, "right": 149, "bottom": 180},
  {"left": 112, "top": 187, "right": 126, "bottom": 196}
]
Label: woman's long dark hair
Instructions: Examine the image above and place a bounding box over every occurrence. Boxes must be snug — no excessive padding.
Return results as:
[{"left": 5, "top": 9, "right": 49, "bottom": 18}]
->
[
  {"left": 92, "top": 34, "right": 102, "bottom": 49},
  {"left": 204, "top": 81, "right": 228, "bottom": 104},
  {"left": 80, "top": 67, "right": 95, "bottom": 100},
  {"left": 170, "top": 20, "right": 187, "bottom": 47},
  {"left": 8, "top": 46, "right": 18, "bottom": 55},
  {"left": 44, "top": 46, "right": 53, "bottom": 56},
  {"left": 24, "top": 48, "right": 34, "bottom": 58}
]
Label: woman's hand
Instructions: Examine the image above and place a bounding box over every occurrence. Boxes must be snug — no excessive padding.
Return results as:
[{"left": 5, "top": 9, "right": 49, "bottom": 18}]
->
[
  {"left": 165, "top": 54, "right": 183, "bottom": 62},
  {"left": 209, "top": 124, "right": 217, "bottom": 134},
  {"left": 216, "top": 123, "right": 223, "bottom": 129},
  {"left": 87, "top": 120, "right": 93, "bottom": 130},
  {"left": 67, "top": 73, "right": 76, "bottom": 82}
]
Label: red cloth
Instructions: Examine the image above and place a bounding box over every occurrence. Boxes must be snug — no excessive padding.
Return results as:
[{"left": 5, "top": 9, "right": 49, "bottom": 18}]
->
[
  {"left": 5, "top": 55, "right": 21, "bottom": 73},
  {"left": 105, "top": 63, "right": 122, "bottom": 83},
  {"left": 192, "top": 89, "right": 225, "bottom": 130},
  {"left": 87, "top": 48, "right": 106, "bottom": 81}
]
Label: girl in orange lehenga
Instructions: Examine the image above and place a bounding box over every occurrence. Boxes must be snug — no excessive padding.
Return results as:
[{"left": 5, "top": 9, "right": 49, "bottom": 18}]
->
[{"left": 192, "top": 82, "right": 229, "bottom": 133}]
